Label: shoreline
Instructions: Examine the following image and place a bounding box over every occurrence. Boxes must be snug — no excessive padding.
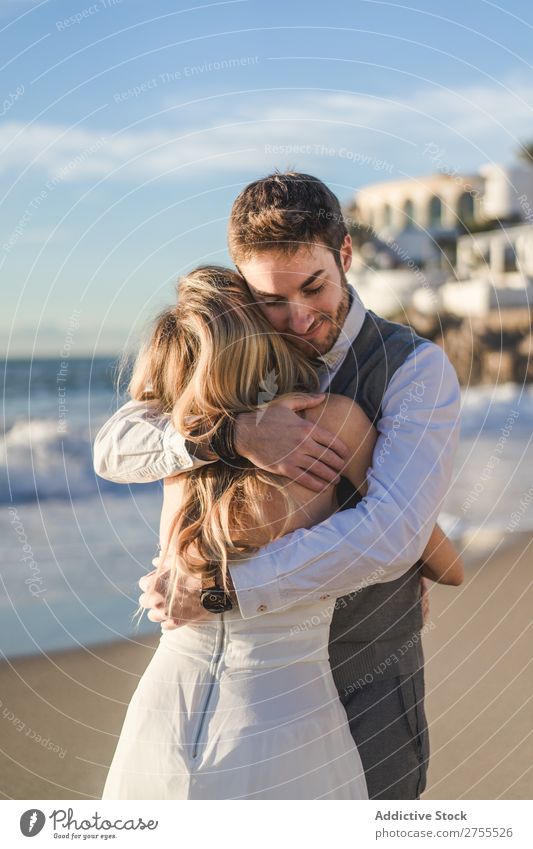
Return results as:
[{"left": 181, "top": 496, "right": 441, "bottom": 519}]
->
[{"left": 1, "top": 533, "right": 531, "bottom": 800}]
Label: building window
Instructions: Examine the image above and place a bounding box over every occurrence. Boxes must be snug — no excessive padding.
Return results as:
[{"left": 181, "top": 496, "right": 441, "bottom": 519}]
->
[
  {"left": 457, "top": 192, "right": 475, "bottom": 225},
  {"left": 429, "top": 196, "right": 443, "bottom": 227},
  {"left": 403, "top": 199, "right": 415, "bottom": 230},
  {"left": 382, "top": 203, "right": 392, "bottom": 228}
]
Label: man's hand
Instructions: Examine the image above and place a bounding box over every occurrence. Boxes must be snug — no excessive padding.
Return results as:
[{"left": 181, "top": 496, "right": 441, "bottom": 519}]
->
[
  {"left": 138, "top": 560, "right": 213, "bottom": 630},
  {"left": 234, "top": 392, "right": 349, "bottom": 493}
]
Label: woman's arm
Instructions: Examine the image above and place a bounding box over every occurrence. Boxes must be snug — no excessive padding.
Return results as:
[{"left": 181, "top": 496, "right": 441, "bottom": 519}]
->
[
  {"left": 419, "top": 524, "right": 464, "bottom": 585},
  {"left": 304, "top": 393, "right": 377, "bottom": 498}
]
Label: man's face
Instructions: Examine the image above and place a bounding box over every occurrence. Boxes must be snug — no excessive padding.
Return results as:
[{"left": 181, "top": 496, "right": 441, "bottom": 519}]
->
[{"left": 238, "top": 236, "right": 353, "bottom": 358}]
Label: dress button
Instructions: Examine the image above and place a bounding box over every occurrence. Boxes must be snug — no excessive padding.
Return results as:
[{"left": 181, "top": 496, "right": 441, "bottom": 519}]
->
[{"left": 257, "top": 604, "right": 267, "bottom": 612}]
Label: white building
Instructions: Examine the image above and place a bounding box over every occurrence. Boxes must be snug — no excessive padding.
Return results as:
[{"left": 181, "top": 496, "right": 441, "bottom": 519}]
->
[
  {"left": 351, "top": 162, "right": 533, "bottom": 318},
  {"left": 439, "top": 223, "right": 533, "bottom": 318},
  {"left": 478, "top": 162, "right": 533, "bottom": 221},
  {"left": 356, "top": 172, "right": 482, "bottom": 232}
]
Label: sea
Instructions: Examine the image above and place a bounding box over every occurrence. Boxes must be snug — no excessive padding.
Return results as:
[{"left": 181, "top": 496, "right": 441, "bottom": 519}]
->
[{"left": 2, "top": 356, "right": 533, "bottom": 660}]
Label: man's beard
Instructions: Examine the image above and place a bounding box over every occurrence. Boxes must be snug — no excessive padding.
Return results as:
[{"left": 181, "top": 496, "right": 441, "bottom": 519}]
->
[
  {"left": 318, "top": 272, "right": 351, "bottom": 354},
  {"left": 298, "top": 270, "right": 351, "bottom": 361}
]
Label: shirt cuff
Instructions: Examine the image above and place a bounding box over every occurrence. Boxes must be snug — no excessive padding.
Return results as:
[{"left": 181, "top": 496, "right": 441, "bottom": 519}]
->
[
  {"left": 228, "top": 550, "right": 285, "bottom": 619},
  {"left": 162, "top": 421, "right": 216, "bottom": 471}
]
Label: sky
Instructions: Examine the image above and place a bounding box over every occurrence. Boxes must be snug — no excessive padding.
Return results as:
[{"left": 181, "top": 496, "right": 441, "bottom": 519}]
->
[{"left": 2, "top": 0, "right": 533, "bottom": 356}]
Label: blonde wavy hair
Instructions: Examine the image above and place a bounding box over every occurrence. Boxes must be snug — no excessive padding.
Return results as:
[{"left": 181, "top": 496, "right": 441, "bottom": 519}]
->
[{"left": 128, "top": 265, "right": 321, "bottom": 621}]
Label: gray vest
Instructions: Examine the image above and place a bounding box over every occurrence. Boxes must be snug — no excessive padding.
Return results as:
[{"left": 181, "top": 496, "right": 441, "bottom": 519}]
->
[{"left": 326, "top": 310, "right": 428, "bottom": 694}]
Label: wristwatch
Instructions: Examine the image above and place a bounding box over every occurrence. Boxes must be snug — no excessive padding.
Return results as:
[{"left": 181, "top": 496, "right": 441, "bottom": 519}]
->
[{"left": 199, "top": 574, "right": 233, "bottom": 613}]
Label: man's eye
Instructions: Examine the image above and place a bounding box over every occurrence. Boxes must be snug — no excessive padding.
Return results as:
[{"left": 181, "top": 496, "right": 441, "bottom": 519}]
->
[
  {"left": 306, "top": 284, "right": 325, "bottom": 296},
  {"left": 262, "top": 284, "right": 325, "bottom": 306}
]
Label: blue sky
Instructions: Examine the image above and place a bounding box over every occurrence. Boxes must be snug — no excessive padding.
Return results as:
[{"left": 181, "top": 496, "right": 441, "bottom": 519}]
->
[{"left": 2, "top": 0, "right": 533, "bottom": 356}]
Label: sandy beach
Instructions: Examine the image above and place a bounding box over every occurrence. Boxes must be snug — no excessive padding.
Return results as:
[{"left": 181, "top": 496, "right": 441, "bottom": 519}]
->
[
  {"left": 422, "top": 531, "right": 532, "bottom": 800},
  {"left": 1, "top": 533, "right": 531, "bottom": 801}
]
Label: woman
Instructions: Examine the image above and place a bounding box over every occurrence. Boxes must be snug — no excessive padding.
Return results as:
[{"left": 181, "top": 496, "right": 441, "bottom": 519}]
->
[{"left": 102, "top": 266, "right": 463, "bottom": 800}]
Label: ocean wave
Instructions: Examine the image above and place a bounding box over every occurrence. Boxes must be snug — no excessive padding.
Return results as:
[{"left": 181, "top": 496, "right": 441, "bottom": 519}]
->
[
  {"left": 0, "top": 417, "right": 118, "bottom": 503},
  {"left": 459, "top": 383, "right": 533, "bottom": 436}
]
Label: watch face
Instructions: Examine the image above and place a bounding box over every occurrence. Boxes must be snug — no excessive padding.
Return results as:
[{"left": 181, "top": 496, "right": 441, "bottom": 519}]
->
[{"left": 200, "top": 588, "right": 232, "bottom": 613}]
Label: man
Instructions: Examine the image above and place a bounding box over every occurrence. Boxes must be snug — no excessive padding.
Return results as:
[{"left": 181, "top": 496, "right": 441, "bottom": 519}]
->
[{"left": 94, "top": 172, "right": 461, "bottom": 798}]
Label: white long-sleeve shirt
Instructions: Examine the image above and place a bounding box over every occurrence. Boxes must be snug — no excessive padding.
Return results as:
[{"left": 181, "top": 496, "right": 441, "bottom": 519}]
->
[{"left": 93, "top": 286, "right": 461, "bottom": 619}]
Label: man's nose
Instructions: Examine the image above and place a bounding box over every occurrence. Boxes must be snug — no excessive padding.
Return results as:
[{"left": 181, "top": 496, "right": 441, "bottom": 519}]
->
[{"left": 287, "top": 302, "right": 315, "bottom": 335}]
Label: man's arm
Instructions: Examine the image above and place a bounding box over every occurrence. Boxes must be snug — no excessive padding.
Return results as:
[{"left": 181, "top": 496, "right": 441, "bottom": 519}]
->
[
  {"left": 93, "top": 392, "right": 343, "bottom": 487},
  {"left": 93, "top": 400, "right": 218, "bottom": 483},
  {"left": 228, "top": 342, "right": 461, "bottom": 619}
]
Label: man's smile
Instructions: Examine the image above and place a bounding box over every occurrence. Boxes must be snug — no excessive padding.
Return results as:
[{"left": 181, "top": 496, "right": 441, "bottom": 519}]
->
[{"left": 300, "top": 318, "right": 326, "bottom": 338}]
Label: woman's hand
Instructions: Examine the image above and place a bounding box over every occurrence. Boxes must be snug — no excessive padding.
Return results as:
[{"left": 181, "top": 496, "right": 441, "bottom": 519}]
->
[
  {"left": 234, "top": 392, "right": 349, "bottom": 493},
  {"left": 138, "top": 558, "right": 215, "bottom": 629},
  {"left": 420, "top": 576, "right": 430, "bottom": 625}
]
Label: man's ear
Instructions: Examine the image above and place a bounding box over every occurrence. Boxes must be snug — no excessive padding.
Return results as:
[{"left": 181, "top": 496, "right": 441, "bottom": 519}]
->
[{"left": 340, "top": 234, "right": 352, "bottom": 273}]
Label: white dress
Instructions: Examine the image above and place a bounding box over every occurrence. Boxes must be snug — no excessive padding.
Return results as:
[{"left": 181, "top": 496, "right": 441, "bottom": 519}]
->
[{"left": 102, "top": 597, "right": 368, "bottom": 800}]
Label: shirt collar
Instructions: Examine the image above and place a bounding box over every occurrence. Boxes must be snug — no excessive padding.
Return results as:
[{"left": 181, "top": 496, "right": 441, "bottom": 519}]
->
[{"left": 315, "top": 282, "right": 366, "bottom": 370}]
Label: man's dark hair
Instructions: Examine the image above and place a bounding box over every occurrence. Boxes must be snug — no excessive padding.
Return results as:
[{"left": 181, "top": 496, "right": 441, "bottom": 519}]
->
[{"left": 228, "top": 171, "right": 348, "bottom": 269}]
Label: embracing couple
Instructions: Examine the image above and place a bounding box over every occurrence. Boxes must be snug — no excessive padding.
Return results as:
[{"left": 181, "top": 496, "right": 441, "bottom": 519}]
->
[{"left": 94, "top": 172, "right": 463, "bottom": 800}]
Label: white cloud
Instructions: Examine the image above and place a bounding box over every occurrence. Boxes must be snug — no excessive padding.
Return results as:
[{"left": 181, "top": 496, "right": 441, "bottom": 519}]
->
[{"left": 1, "top": 73, "right": 531, "bottom": 184}]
